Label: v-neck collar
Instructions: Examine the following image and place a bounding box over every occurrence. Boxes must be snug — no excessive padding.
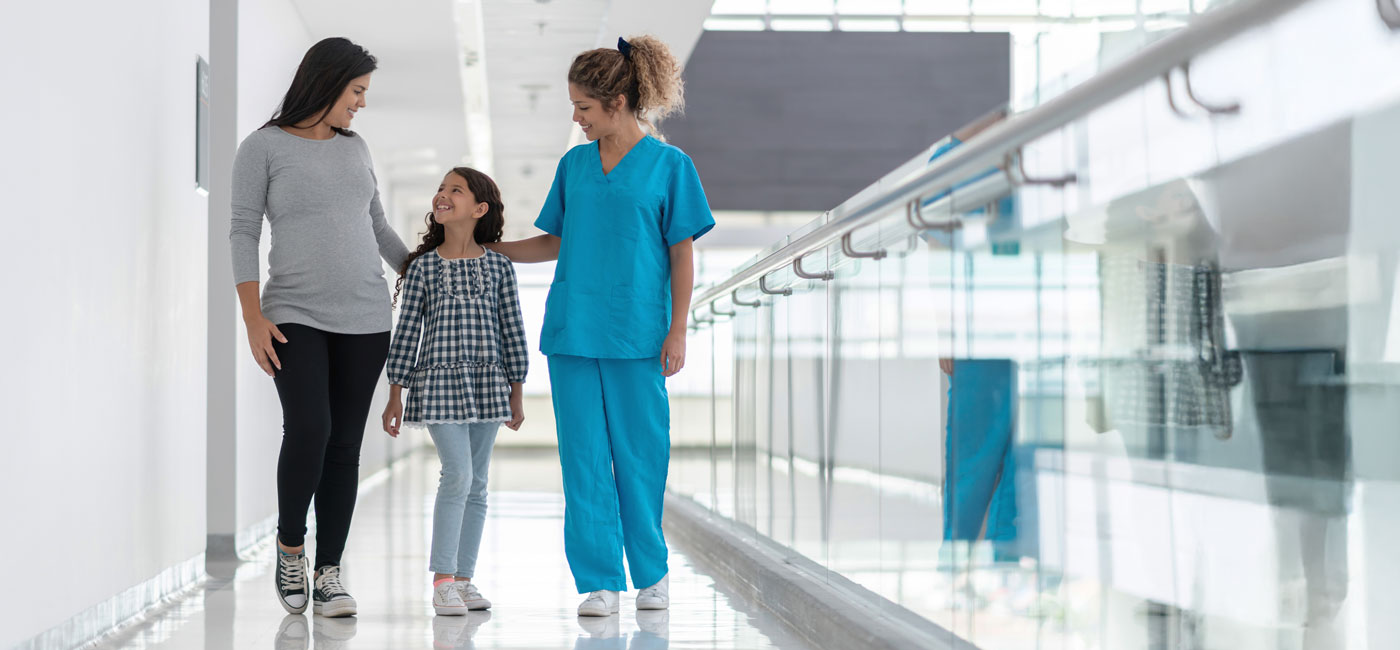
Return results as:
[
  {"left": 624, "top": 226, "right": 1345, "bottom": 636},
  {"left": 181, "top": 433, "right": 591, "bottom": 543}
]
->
[{"left": 596, "top": 134, "right": 651, "bottom": 182}]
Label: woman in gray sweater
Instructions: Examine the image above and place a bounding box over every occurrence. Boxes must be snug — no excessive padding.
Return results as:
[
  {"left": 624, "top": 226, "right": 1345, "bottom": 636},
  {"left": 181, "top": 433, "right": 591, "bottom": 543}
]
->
[{"left": 229, "top": 37, "right": 408, "bottom": 618}]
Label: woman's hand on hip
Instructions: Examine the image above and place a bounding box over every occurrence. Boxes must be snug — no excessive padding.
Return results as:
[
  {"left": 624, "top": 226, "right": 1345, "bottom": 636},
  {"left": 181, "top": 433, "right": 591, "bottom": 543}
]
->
[
  {"left": 661, "top": 331, "right": 686, "bottom": 377},
  {"left": 244, "top": 316, "right": 286, "bottom": 377}
]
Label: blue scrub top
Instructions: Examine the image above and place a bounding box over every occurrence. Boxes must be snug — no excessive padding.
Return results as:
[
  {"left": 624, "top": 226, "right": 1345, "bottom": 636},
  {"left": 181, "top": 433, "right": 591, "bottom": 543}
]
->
[{"left": 534, "top": 135, "right": 716, "bottom": 359}]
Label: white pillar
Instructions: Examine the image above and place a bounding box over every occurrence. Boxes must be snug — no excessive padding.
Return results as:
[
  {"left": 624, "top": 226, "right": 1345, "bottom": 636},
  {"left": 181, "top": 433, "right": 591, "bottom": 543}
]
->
[{"left": 207, "top": 0, "right": 240, "bottom": 560}]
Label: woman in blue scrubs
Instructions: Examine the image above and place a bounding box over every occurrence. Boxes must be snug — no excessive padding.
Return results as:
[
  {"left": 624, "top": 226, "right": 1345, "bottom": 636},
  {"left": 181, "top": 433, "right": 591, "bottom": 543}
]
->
[{"left": 490, "top": 35, "right": 714, "bottom": 617}]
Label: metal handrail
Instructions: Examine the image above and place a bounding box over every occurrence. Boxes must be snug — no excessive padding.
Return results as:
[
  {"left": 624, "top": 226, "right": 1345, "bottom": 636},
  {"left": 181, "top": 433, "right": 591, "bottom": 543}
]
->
[
  {"left": 758, "top": 274, "right": 792, "bottom": 296},
  {"left": 731, "top": 289, "right": 761, "bottom": 308},
  {"left": 687, "top": 0, "right": 1312, "bottom": 315},
  {"left": 792, "top": 255, "right": 835, "bottom": 281}
]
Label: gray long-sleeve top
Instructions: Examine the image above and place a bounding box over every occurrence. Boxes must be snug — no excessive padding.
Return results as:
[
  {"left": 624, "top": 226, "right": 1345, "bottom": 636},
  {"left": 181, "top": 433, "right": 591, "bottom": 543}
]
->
[{"left": 230, "top": 127, "right": 410, "bottom": 334}]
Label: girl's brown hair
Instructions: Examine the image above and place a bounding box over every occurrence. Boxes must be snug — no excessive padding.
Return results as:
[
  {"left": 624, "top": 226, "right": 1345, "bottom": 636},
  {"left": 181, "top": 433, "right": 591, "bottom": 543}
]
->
[
  {"left": 393, "top": 167, "right": 504, "bottom": 305},
  {"left": 568, "top": 35, "right": 684, "bottom": 135}
]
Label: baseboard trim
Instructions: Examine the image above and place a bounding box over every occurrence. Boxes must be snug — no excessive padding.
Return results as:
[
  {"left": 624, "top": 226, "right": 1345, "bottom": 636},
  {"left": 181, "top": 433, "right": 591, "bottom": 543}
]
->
[
  {"left": 663, "top": 492, "right": 973, "bottom": 650},
  {"left": 13, "top": 552, "right": 206, "bottom": 650},
  {"left": 19, "top": 445, "right": 424, "bottom": 650}
]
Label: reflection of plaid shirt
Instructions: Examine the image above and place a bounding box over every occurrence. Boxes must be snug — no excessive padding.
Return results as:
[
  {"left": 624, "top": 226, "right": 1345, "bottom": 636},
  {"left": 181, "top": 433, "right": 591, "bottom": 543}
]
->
[{"left": 386, "top": 249, "right": 528, "bottom": 425}]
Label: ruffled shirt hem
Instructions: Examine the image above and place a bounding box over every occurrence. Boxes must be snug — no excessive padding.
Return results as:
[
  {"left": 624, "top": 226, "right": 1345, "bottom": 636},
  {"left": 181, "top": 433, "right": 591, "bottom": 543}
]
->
[
  {"left": 402, "top": 361, "right": 513, "bottom": 424},
  {"left": 401, "top": 416, "right": 511, "bottom": 429}
]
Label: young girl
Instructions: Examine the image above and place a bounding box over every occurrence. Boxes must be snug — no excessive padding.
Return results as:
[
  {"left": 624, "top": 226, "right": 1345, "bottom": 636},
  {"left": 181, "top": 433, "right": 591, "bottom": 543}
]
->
[
  {"left": 490, "top": 35, "right": 715, "bottom": 616},
  {"left": 381, "top": 167, "right": 528, "bottom": 616}
]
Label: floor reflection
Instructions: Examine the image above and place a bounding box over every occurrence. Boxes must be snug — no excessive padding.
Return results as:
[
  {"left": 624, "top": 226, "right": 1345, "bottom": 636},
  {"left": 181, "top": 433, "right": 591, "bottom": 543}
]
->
[{"left": 93, "top": 447, "right": 812, "bottom": 650}]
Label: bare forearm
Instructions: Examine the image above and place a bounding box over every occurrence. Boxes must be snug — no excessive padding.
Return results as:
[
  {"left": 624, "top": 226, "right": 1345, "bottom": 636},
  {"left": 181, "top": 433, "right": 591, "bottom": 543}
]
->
[
  {"left": 486, "top": 234, "right": 560, "bottom": 263},
  {"left": 235, "top": 281, "right": 263, "bottom": 322},
  {"left": 669, "top": 240, "right": 695, "bottom": 334}
]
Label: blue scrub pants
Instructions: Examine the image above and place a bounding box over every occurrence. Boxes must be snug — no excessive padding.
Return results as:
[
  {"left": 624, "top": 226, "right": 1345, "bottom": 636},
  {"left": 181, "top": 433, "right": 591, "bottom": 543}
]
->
[
  {"left": 548, "top": 354, "right": 670, "bottom": 593},
  {"left": 944, "top": 359, "right": 1018, "bottom": 544}
]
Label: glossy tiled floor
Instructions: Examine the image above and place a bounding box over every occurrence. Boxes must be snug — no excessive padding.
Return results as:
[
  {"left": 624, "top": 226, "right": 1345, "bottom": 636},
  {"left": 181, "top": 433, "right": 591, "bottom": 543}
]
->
[{"left": 93, "top": 447, "right": 815, "bottom": 650}]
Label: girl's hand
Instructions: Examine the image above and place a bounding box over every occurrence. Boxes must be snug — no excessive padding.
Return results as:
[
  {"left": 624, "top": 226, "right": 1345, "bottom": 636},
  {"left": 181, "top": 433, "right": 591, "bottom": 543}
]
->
[
  {"left": 382, "top": 398, "right": 403, "bottom": 437},
  {"left": 660, "top": 331, "right": 686, "bottom": 377},
  {"left": 506, "top": 384, "right": 525, "bottom": 431},
  {"left": 244, "top": 315, "right": 287, "bottom": 377}
]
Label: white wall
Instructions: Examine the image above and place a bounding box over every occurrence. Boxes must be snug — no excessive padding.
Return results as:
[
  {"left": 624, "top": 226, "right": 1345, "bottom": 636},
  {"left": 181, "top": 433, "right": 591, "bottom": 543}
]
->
[{"left": 0, "top": 0, "right": 210, "bottom": 646}]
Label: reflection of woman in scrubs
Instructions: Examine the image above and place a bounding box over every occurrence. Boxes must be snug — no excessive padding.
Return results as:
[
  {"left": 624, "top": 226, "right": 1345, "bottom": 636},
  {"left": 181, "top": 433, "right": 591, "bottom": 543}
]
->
[{"left": 489, "top": 36, "right": 715, "bottom": 617}]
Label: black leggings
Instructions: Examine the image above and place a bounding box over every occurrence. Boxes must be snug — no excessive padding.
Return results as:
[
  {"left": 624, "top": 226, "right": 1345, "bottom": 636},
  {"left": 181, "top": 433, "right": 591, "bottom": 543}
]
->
[{"left": 271, "top": 323, "right": 390, "bottom": 570}]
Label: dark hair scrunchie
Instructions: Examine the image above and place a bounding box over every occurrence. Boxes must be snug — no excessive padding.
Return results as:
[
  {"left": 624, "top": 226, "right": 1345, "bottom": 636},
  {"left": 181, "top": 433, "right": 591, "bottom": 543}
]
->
[{"left": 617, "top": 36, "right": 633, "bottom": 61}]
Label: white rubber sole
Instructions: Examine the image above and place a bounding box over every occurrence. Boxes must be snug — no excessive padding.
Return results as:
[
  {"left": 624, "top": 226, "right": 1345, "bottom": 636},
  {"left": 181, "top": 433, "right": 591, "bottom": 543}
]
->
[
  {"left": 434, "top": 604, "right": 469, "bottom": 616},
  {"left": 313, "top": 598, "right": 358, "bottom": 618},
  {"left": 636, "top": 599, "right": 670, "bottom": 611},
  {"left": 275, "top": 581, "right": 309, "bottom": 615},
  {"left": 577, "top": 604, "right": 620, "bottom": 617}
]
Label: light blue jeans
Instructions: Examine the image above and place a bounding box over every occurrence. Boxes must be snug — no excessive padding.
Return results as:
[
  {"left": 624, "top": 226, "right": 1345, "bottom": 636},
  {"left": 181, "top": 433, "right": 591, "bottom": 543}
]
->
[{"left": 427, "top": 421, "right": 500, "bottom": 576}]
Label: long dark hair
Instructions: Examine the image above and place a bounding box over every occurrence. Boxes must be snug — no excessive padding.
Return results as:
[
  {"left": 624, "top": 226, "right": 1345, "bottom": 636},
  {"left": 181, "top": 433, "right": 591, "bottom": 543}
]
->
[
  {"left": 264, "top": 37, "right": 377, "bottom": 136},
  {"left": 393, "top": 167, "right": 506, "bottom": 306}
]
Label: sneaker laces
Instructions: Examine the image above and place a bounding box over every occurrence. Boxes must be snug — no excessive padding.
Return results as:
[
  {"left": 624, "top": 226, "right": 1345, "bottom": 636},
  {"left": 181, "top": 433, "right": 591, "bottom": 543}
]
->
[
  {"left": 278, "top": 553, "right": 306, "bottom": 592},
  {"left": 317, "top": 566, "right": 348, "bottom": 596},
  {"left": 638, "top": 585, "right": 661, "bottom": 599},
  {"left": 437, "top": 582, "right": 465, "bottom": 604},
  {"left": 459, "top": 582, "right": 482, "bottom": 597}
]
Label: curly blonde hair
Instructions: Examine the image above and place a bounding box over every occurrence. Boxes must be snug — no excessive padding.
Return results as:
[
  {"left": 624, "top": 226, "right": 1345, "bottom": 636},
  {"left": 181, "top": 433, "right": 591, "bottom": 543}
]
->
[{"left": 568, "top": 35, "right": 684, "bottom": 135}]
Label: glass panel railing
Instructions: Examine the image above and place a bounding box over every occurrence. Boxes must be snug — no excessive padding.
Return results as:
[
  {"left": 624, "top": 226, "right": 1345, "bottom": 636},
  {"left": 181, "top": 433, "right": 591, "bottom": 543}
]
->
[{"left": 674, "top": 0, "right": 1400, "bottom": 647}]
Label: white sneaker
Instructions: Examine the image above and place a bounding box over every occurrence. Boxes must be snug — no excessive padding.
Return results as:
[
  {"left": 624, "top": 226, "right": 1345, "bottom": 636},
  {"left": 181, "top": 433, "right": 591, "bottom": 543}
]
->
[
  {"left": 433, "top": 581, "right": 469, "bottom": 616},
  {"left": 636, "top": 574, "right": 670, "bottom": 610},
  {"left": 454, "top": 581, "right": 491, "bottom": 610},
  {"left": 577, "top": 590, "right": 620, "bottom": 617}
]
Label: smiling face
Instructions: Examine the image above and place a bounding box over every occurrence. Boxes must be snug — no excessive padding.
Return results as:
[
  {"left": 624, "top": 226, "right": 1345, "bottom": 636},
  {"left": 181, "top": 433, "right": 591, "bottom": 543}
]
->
[
  {"left": 569, "top": 82, "right": 627, "bottom": 141},
  {"left": 323, "top": 73, "right": 371, "bottom": 130},
  {"left": 432, "top": 171, "right": 487, "bottom": 226}
]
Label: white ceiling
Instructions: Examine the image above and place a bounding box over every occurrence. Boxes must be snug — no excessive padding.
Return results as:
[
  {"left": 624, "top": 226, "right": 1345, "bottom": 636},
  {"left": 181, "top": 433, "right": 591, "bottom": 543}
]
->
[
  {"left": 477, "top": 0, "right": 611, "bottom": 239},
  {"left": 290, "top": 0, "right": 715, "bottom": 241}
]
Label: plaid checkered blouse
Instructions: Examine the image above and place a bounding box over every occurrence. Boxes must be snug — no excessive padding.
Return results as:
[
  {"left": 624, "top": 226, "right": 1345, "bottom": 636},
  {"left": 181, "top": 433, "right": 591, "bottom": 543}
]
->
[{"left": 386, "top": 248, "right": 528, "bottom": 425}]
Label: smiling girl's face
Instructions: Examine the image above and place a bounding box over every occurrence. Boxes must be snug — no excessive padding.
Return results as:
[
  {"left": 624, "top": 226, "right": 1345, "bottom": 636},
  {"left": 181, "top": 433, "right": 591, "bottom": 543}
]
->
[{"left": 432, "top": 172, "right": 487, "bottom": 225}]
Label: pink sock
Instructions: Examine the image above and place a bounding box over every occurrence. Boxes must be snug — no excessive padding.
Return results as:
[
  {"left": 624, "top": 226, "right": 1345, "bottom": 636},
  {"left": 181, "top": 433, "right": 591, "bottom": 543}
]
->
[{"left": 434, "top": 577, "right": 454, "bottom": 588}]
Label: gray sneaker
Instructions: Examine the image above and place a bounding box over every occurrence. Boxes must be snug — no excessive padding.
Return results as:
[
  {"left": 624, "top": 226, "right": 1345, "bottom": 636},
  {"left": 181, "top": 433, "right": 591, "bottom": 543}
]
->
[
  {"left": 312, "top": 565, "right": 357, "bottom": 617},
  {"left": 275, "top": 551, "right": 310, "bottom": 615}
]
